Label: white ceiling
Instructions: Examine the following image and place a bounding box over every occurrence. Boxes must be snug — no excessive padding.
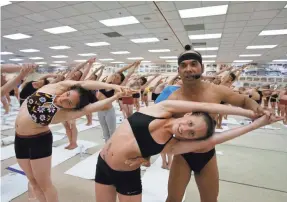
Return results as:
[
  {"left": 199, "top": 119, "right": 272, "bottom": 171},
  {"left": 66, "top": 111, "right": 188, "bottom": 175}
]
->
[{"left": 1, "top": 1, "right": 287, "bottom": 65}]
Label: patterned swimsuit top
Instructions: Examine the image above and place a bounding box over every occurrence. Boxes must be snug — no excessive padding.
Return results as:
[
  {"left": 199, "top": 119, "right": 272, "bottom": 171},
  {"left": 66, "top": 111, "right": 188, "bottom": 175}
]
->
[{"left": 27, "top": 92, "right": 59, "bottom": 126}]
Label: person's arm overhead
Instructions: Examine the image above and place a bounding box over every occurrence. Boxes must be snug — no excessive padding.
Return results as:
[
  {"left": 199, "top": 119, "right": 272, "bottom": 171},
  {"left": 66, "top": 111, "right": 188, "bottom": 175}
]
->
[
  {"left": 96, "top": 66, "right": 105, "bottom": 81},
  {"left": 141, "top": 74, "right": 160, "bottom": 90},
  {"left": 80, "top": 58, "right": 96, "bottom": 81}
]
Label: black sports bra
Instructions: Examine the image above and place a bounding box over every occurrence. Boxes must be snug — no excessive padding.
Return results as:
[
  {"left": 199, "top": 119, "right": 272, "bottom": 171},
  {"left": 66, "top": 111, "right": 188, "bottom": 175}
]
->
[
  {"left": 27, "top": 92, "right": 59, "bottom": 126},
  {"left": 99, "top": 89, "right": 115, "bottom": 98},
  {"left": 127, "top": 112, "right": 173, "bottom": 158}
]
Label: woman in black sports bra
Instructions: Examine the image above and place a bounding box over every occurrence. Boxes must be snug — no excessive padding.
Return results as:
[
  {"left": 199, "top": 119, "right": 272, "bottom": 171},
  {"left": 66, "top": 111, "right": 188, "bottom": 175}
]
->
[
  {"left": 15, "top": 79, "right": 126, "bottom": 202},
  {"left": 95, "top": 100, "right": 282, "bottom": 201}
]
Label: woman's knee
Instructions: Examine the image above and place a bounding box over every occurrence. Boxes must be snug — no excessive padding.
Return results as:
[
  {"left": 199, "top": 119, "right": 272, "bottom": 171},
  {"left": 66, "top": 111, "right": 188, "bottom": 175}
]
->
[{"left": 36, "top": 178, "right": 53, "bottom": 192}]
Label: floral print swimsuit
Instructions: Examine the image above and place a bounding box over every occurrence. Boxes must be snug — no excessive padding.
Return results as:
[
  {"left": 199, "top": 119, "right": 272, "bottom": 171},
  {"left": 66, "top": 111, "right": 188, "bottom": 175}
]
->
[{"left": 27, "top": 92, "right": 59, "bottom": 126}]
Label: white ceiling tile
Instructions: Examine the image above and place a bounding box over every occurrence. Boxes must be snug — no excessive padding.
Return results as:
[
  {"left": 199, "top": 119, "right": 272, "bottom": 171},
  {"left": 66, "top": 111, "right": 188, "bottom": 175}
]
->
[
  {"left": 94, "top": 2, "right": 122, "bottom": 10},
  {"left": 81, "top": 29, "right": 99, "bottom": 36},
  {"left": 276, "top": 9, "right": 287, "bottom": 18},
  {"left": 3, "top": 4, "right": 34, "bottom": 15},
  {"left": 265, "top": 24, "right": 287, "bottom": 30},
  {"left": 57, "top": 18, "right": 79, "bottom": 26},
  {"left": 33, "top": 21, "right": 63, "bottom": 30},
  {"left": 12, "top": 17, "right": 38, "bottom": 25},
  {"left": 246, "top": 19, "right": 272, "bottom": 26},
  {"left": 250, "top": 10, "right": 280, "bottom": 20},
  {"left": 269, "top": 17, "right": 287, "bottom": 25},
  {"left": 106, "top": 8, "right": 132, "bottom": 18},
  {"left": 156, "top": 2, "right": 177, "bottom": 12},
  {"left": 242, "top": 26, "right": 265, "bottom": 32},
  {"left": 255, "top": 2, "right": 287, "bottom": 11},
  {"left": 70, "top": 24, "right": 90, "bottom": 31},
  {"left": 85, "top": 21, "right": 106, "bottom": 29},
  {"left": 201, "top": 1, "right": 230, "bottom": 7},
  {"left": 174, "top": 1, "right": 202, "bottom": 10},
  {"left": 149, "top": 27, "right": 172, "bottom": 34},
  {"left": 1, "top": 10, "right": 21, "bottom": 19},
  {"left": 225, "top": 21, "right": 247, "bottom": 28},
  {"left": 69, "top": 15, "right": 95, "bottom": 23},
  {"left": 136, "top": 14, "right": 165, "bottom": 22},
  {"left": 40, "top": 1, "right": 68, "bottom": 9},
  {"left": 204, "top": 15, "right": 226, "bottom": 23},
  {"left": 227, "top": 2, "right": 258, "bottom": 14},
  {"left": 143, "top": 21, "right": 168, "bottom": 29},
  {"left": 181, "top": 18, "right": 204, "bottom": 25},
  {"left": 24, "top": 13, "right": 50, "bottom": 22},
  {"left": 223, "top": 33, "right": 241, "bottom": 38},
  {"left": 73, "top": 2, "right": 101, "bottom": 13},
  {"left": 17, "top": 2, "right": 50, "bottom": 12},
  {"left": 89, "top": 12, "right": 112, "bottom": 21},
  {"left": 167, "top": 19, "right": 185, "bottom": 31},
  {"left": 226, "top": 13, "right": 252, "bottom": 22},
  {"left": 205, "top": 23, "right": 225, "bottom": 29},
  {"left": 162, "top": 11, "right": 181, "bottom": 20},
  {"left": 126, "top": 4, "right": 156, "bottom": 15},
  {"left": 119, "top": 2, "right": 147, "bottom": 7},
  {"left": 55, "top": 6, "right": 82, "bottom": 17},
  {"left": 40, "top": 10, "right": 65, "bottom": 20},
  {"left": 1, "top": 19, "right": 22, "bottom": 28},
  {"left": 186, "top": 30, "right": 204, "bottom": 35},
  {"left": 97, "top": 27, "right": 115, "bottom": 33},
  {"left": 205, "top": 29, "right": 223, "bottom": 34}
]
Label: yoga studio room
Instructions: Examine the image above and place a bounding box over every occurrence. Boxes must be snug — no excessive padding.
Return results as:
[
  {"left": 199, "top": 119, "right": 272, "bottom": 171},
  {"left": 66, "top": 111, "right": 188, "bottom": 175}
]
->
[{"left": 1, "top": 1, "right": 287, "bottom": 202}]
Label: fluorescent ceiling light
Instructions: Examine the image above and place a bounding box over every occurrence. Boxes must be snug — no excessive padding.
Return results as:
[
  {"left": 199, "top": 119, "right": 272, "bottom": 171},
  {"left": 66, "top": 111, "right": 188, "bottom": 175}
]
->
[
  {"left": 148, "top": 49, "right": 170, "bottom": 53},
  {"left": 203, "top": 60, "right": 215, "bottom": 63},
  {"left": 53, "top": 61, "right": 66, "bottom": 63},
  {"left": 259, "top": 29, "right": 287, "bottom": 36},
  {"left": 189, "top": 33, "right": 222, "bottom": 40},
  {"left": 273, "top": 59, "right": 287, "bottom": 62},
  {"left": 85, "top": 42, "right": 110, "bottom": 47},
  {"left": 246, "top": 45, "right": 277, "bottom": 49},
  {"left": 51, "top": 55, "right": 68, "bottom": 58},
  {"left": 194, "top": 47, "right": 219, "bottom": 51},
  {"left": 1, "top": 52, "right": 13, "bottom": 55},
  {"left": 131, "top": 38, "right": 159, "bottom": 43},
  {"left": 233, "top": 60, "right": 253, "bottom": 63},
  {"left": 127, "top": 57, "right": 144, "bottom": 60},
  {"left": 35, "top": 62, "right": 47, "bottom": 65},
  {"left": 49, "top": 46, "right": 71, "bottom": 50},
  {"left": 166, "top": 60, "right": 177, "bottom": 63},
  {"left": 20, "top": 49, "right": 40, "bottom": 53},
  {"left": 78, "top": 53, "right": 97, "bottom": 56},
  {"left": 285, "top": 4, "right": 287, "bottom": 8},
  {"left": 142, "top": 61, "right": 151, "bottom": 63},
  {"left": 202, "top": 55, "right": 217, "bottom": 58},
  {"left": 3, "top": 33, "right": 31, "bottom": 40},
  {"left": 50, "top": 64, "right": 62, "bottom": 67},
  {"left": 0, "top": 60, "right": 5, "bottom": 62},
  {"left": 9, "top": 58, "right": 23, "bottom": 61},
  {"left": 99, "top": 59, "right": 114, "bottom": 61},
  {"left": 111, "top": 61, "right": 124, "bottom": 64},
  {"left": 44, "top": 26, "right": 77, "bottom": 34},
  {"left": 74, "top": 60, "right": 86, "bottom": 62},
  {"left": 29, "top": 57, "right": 44, "bottom": 60},
  {"left": 239, "top": 54, "right": 261, "bottom": 57},
  {"left": 179, "top": 5, "right": 228, "bottom": 18},
  {"left": 159, "top": 56, "right": 177, "bottom": 59},
  {"left": 100, "top": 16, "right": 139, "bottom": 27},
  {"left": 1, "top": 1, "right": 12, "bottom": 7},
  {"left": 111, "top": 51, "right": 130, "bottom": 54}
]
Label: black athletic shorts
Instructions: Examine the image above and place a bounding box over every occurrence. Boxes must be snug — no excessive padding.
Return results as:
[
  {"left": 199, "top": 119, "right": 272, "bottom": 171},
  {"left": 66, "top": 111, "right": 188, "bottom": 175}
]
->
[
  {"left": 95, "top": 155, "right": 142, "bottom": 196},
  {"left": 151, "top": 93, "right": 159, "bottom": 101},
  {"left": 15, "top": 130, "right": 53, "bottom": 160},
  {"left": 181, "top": 148, "right": 215, "bottom": 173},
  {"left": 133, "top": 93, "right": 140, "bottom": 99}
]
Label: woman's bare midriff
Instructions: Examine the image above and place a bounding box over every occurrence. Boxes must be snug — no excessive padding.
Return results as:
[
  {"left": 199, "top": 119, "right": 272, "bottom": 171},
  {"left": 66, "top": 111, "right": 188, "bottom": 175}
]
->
[
  {"left": 15, "top": 102, "right": 50, "bottom": 136},
  {"left": 100, "top": 121, "right": 143, "bottom": 171}
]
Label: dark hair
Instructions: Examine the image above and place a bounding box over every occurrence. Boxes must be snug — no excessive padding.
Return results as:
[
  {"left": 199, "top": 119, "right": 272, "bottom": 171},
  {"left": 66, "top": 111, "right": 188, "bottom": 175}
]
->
[
  {"left": 229, "top": 73, "right": 236, "bottom": 81},
  {"left": 191, "top": 112, "right": 215, "bottom": 140},
  {"left": 43, "top": 78, "right": 50, "bottom": 85},
  {"left": 118, "top": 72, "right": 125, "bottom": 82},
  {"left": 70, "top": 85, "right": 96, "bottom": 110},
  {"left": 102, "top": 76, "right": 108, "bottom": 82},
  {"left": 140, "top": 77, "right": 147, "bottom": 85}
]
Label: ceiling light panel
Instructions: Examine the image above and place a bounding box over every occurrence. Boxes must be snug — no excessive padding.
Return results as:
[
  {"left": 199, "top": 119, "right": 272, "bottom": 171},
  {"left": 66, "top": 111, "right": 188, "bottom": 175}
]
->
[
  {"left": 194, "top": 47, "right": 219, "bottom": 51},
  {"left": 179, "top": 5, "right": 228, "bottom": 18},
  {"left": 148, "top": 49, "right": 170, "bottom": 53},
  {"left": 74, "top": 60, "right": 86, "bottom": 62},
  {"left": 99, "top": 59, "right": 114, "bottom": 61},
  {"left": 35, "top": 62, "right": 47, "bottom": 64},
  {"left": 49, "top": 46, "right": 71, "bottom": 50},
  {"left": 239, "top": 54, "right": 261, "bottom": 57},
  {"left": 9, "top": 58, "right": 23, "bottom": 61},
  {"left": 1, "top": 52, "right": 13, "bottom": 55},
  {"left": 3, "top": 33, "right": 32, "bottom": 40},
  {"left": 233, "top": 60, "right": 253, "bottom": 63},
  {"left": 159, "top": 56, "right": 177, "bottom": 59},
  {"left": 86, "top": 42, "right": 110, "bottom": 47},
  {"left": 202, "top": 55, "right": 217, "bottom": 58},
  {"left": 19, "top": 49, "right": 40, "bottom": 53},
  {"left": 111, "top": 51, "right": 130, "bottom": 54},
  {"left": 44, "top": 26, "right": 77, "bottom": 34},
  {"left": 53, "top": 61, "right": 66, "bottom": 63},
  {"left": 273, "top": 59, "right": 287, "bottom": 62},
  {"left": 29, "top": 57, "right": 44, "bottom": 60},
  {"left": 111, "top": 61, "right": 124, "bottom": 64},
  {"left": 189, "top": 33, "right": 222, "bottom": 40},
  {"left": 165, "top": 60, "right": 177, "bottom": 63},
  {"left": 127, "top": 57, "right": 144, "bottom": 60},
  {"left": 51, "top": 55, "right": 68, "bottom": 58},
  {"left": 131, "top": 38, "right": 159, "bottom": 43},
  {"left": 203, "top": 60, "right": 215, "bottom": 63},
  {"left": 142, "top": 61, "right": 151, "bottom": 63},
  {"left": 246, "top": 45, "right": 277, "bottom": 49},
  {"left": 78, "top": 53, "right": 97, "bottom": 56},
  {"left": 100, "top": 16, "right": 140, "bottom": 27}
]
